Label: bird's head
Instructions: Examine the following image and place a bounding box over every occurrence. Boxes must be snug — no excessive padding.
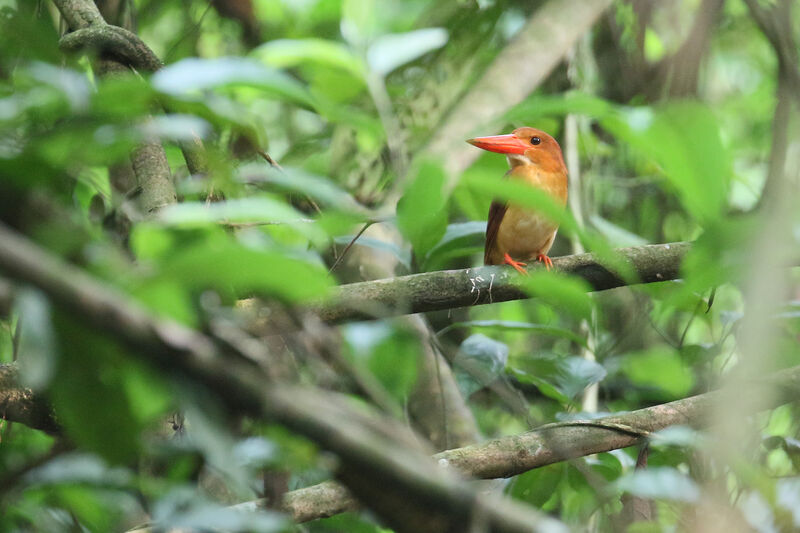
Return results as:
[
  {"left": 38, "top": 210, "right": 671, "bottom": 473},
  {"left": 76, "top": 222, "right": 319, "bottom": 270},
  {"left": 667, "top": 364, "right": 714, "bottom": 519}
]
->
[{"left": 466, "top": 127, "right": 565, "bottom": 172}]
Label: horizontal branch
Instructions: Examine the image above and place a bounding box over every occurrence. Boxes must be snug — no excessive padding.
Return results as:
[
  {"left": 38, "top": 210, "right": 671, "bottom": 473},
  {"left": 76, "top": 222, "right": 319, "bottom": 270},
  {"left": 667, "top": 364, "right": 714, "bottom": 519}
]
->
[
  {"left": 259, "top": 363, "right": 800, "bottom": 522},
  {"left": 315, "top": 242, "right": 689, "bottom": 323},
  {"left": 0, "top": 363, "right": 59, "bottom": 435}
]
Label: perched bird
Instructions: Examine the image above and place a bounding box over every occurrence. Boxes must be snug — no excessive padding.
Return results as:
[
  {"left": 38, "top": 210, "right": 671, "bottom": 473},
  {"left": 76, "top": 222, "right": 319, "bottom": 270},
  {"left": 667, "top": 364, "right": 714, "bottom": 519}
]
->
[{"left": 467, "top": 127, "right": 568, "bottom": 274}]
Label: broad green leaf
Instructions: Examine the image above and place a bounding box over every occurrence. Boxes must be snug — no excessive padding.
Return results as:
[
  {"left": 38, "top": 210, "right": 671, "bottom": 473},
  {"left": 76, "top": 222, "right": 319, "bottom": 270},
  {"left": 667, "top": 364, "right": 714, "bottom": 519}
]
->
[
  {"left": 508, "top": 463, "right": 565, "bottom": 508},
  {"left": 238, "top": 165, "right": 368, "bottom": 214},
  {"left": 622, "top": 346, "right": 694, "bottom": 398},
  {"left": 152, "top": 58, "right": 315, "bottom": 108},
  {"left": 511, "top": 355, "right": 605, "bottom": 402},
  {"left": 422, "top": 221, "right": 486, "bottom": 270},
  {"left": 522, "top": 271, "right": 594, "bottom": 321},
  {"left": 506, "top": 92, "right": 616, "bottom": 123},
  {"left": 367, "top": 28, "right": 448, "bottom": 76},
  {"left": 254, "top": 38, "right": 365, "bottom": 79},
  {"left": 396, "top": 158, "right": 448, "bottom": 259},
  {"left": 616, "top": 467, "right": 700, "bottom": 502},
  {"left": 602, "top": 102, "right": 731, "bottom": 222},
  {"left": 453, "top": 334, "right": 509, "bottom": 397},
  {"left": 157, "top": 237, "right": 332, "bottom": 303},
  {"left": 49, "top": 314, "right": 143, "bottom": 464}
]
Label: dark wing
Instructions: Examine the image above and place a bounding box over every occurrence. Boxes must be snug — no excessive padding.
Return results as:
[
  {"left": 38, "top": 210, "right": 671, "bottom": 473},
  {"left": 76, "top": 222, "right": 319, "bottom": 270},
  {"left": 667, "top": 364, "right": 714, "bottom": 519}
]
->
[{"left": 484, "top": 201, "right": 507, "bottom": 265}]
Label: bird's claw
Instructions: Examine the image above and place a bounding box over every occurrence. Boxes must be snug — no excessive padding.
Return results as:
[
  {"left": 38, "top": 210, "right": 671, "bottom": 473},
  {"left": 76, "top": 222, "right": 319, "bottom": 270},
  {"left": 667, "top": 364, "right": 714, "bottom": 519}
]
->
[
  {"left": 503, "top": 253, "right": 528, "bottom": 275},
  {"left": 537, "top": 254, "right": 553, "bottom": 271}
]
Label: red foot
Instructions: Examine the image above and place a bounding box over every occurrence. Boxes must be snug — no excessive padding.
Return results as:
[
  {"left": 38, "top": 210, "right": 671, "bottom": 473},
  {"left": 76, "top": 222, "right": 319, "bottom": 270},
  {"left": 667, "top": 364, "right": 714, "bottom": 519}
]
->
[
  {"left": 537, "top": 254, "right": 553, "bottom": 271},
  {"left": 503, "top": 253, "right": 528, "bottom": 275}
]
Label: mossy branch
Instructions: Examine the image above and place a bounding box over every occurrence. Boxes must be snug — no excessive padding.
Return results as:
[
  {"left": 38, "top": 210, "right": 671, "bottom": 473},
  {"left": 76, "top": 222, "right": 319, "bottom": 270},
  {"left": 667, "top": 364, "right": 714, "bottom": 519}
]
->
[{"left": 311, "top": 242, "right": 689, "bottom": 324}]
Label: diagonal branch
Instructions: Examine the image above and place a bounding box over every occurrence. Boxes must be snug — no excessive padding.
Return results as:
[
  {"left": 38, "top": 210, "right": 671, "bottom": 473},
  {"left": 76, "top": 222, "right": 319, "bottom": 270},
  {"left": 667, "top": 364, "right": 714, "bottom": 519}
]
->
[
  {"left": 310, "top": 242, "right": 689, "bottom": 324},
  {"left": 257, "top": 363, "right": 800, "bottom": 522},
  {"left": 0, "top": 222, "right": 566, "bottom": 533}
]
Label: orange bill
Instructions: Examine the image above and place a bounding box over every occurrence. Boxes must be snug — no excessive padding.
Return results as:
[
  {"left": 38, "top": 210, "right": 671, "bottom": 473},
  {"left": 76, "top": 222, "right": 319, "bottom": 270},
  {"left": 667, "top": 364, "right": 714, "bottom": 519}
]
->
[{"left": 466, "top": 134, "right": 528, "bottom": 155}]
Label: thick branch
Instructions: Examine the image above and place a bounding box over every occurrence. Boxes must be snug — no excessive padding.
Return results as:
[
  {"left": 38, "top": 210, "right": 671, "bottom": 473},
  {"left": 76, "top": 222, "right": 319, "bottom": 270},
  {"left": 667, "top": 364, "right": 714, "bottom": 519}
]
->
[
  {"left": 52, "top": 0, "right": 178, "bottom": 213},
  {"left": 0, "top": 363, "right": 59, "bottom": 435},
  {"left": 0, "top": 222, "right": 565, "bottom": 533},
  {"left": 265, "top": 363, "right": 800, "bottom": 522},
  {"left": 313, "top": 242, "right": 688, "bottom": 324}
]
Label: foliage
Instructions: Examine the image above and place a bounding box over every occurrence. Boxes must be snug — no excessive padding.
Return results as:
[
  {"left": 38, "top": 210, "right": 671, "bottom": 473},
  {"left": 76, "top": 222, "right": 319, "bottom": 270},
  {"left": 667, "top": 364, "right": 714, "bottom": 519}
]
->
[{"left": 0, "top": 0, "right": 799, "bottom": 532}]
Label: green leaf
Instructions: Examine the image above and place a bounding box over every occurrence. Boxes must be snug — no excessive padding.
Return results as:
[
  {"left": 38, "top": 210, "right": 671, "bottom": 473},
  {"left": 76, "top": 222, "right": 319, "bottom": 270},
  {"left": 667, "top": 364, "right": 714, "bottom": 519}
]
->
[
  {"left": 344, "top": 322, "right": 418, "bottom": 402},
  {"left": 253, "top": 38, "right": 365, "bottom": 79},
  {"left": 396, "top": 158, "right": 448, "bottom": 259},
  {"left": 521, "top": 271, "right": 594, "bottom": 321},
  {"left": 453, "top": 334, "right": 509, "bottom": 397},
  {"left": 366, "top": 28, "right": 448, "bottom": 76},
  {"left": 49, "top": 314, "right": 144, "bottom": 464},
  {"left": 508, "top": 463, "right": 565, "bottom": 508},
  {"left": 622, "top": 346, "right": 694, "bottom": 398},
  {"left": 239, "top": 165, "right": 368, "bottom": 214},
  {"left": 511, "top": 355, "right": 605, "bottom": 402},
  {"left": 615, "top": 467, "right": 700, "bottom": 502},
  {"left": 158, "top": 238, "right": 332, "bottom": 303},
  {"left": 422, "top": 221, "right": 486, "bottom": 270},
  {"left": 16, "top": 287, "right": 57, "bottom": 390},
  {"left": 152, "top": 58, "right": 315, "bottom": 108},
  {"left": 602, "top": 102, "right": 731, "bottom": 222}
]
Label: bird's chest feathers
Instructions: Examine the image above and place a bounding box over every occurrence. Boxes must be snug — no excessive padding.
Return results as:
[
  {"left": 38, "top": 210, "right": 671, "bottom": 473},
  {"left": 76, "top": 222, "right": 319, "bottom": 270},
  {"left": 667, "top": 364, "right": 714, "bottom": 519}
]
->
[{"left": 496, "top": 166, "right": 566, "bottom": 257}]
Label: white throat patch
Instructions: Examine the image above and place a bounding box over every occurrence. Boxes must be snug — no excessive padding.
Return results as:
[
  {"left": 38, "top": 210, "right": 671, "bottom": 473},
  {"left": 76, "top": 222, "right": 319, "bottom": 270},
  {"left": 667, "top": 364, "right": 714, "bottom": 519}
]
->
[{"left": 506, "top": 154, "right": 530, "bottom": 167}]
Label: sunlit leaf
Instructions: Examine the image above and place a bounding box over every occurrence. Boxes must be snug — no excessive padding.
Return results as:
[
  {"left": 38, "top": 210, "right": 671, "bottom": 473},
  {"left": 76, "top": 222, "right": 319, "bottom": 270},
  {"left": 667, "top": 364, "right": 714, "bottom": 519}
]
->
[
  {"left": 254, "top": 38, "right": 365, "bottom": 78},
  {"left": 615, "top": 467, "right": 700, "bottom": 502},
  {"left": 152, "top": 57, "right": 315, "bottom": 108},
  {"left": 521, "top": 271, "right": 594, "bottom": 321},
  {"left": 396, "top": 158, "right": 448, "bottom": 259},
  {"left": 367, "top": 28, "right": 448, "bottom": 76}
]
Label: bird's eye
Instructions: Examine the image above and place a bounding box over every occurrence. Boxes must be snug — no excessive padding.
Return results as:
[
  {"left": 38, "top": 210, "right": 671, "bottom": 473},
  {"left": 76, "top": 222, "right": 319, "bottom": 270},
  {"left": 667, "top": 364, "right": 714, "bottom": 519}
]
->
[{"left": 531, "top": 136, "right": 541, "bottom": 145}]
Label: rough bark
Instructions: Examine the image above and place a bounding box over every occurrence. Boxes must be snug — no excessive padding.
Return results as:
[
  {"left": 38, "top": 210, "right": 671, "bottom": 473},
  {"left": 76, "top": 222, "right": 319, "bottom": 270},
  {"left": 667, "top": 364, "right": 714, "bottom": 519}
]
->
[
  {"left": 312, "top": 242, "right": 689, "bottom": 324},
  {"left": 255, "top": 363, "right": 800, "bottom": 522}
]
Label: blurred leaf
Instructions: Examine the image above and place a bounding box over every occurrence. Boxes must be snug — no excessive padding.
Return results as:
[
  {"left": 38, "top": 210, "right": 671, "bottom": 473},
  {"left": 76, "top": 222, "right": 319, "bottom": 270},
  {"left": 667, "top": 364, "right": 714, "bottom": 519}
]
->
[
  {"left": 16, "top": 287, "right": 57, "bottom": 390},
  {"left": 153, "top": 487, "right": 285, "bottom": 532},
  {"left": 422, "top": 221, "right": 485, "bottom": 270},
  {"left": 438, "top": 319, "right": 588, "bottom": 348},
  {"left": 589, "top": 215, "right": 648, "bottom": 247},
  {"left": 333, "top": 235, "right": 412, "bottom": 270},
  {"left": 153, "top": 57, "right": 315, "bottom": 108},
  {"left": 602, "top": 102, "right": 731, "bottom": 222},
  {"left": 157, "top": 236, "right": 332, "bottom": 303},
  {"left": 25, "top": 453, "right": 131, "bottom": 487},
  {"left": 649, "top": 425, "right": 706, "bottom": 449},
  {"left": 254, "top": 38, "right": 365, "bottom": 78},
  {"left": 622, "top": 346, "right": 694, "bottom": 398},
  {"left": 453, "top": 334, "right": 509, "bottom": 397},
  {"left": 777, "top": 478, "right": 800, "bottom": 528},
  {"left": 615, "top": 467, "right": 699, "bottom": 502},
  {"left": 367, "top": 28, "right": 448, "bottom": 76},
  {"left": 521, "top": 271, "right": 594, "bottom": 321},
  {"left": 239, "top": 165, "right": 368, "bottom": 214},
  {"left": 49, "top": 314, "right": 143, "bottom": 464},
  {"left": 396, "top": 158, "right": 448, "bottom": 259},
  {"left": 345, "top": 322, "right": 418, "bottom": 402}
]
